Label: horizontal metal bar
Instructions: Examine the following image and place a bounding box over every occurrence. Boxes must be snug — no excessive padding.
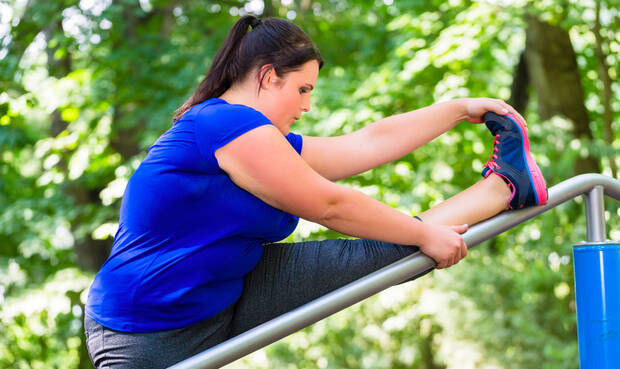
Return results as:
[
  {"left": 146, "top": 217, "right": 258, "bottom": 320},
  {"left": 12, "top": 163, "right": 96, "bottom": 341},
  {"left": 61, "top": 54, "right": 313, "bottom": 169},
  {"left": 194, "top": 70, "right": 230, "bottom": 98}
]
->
[{"left": 170, "top": 173, "right": 620, "bottom": 369}]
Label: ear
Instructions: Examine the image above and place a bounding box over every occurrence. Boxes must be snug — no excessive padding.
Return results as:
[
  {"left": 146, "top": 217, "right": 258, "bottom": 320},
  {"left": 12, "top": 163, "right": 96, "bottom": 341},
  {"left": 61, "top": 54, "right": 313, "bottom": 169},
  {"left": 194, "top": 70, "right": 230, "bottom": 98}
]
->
[{"left": 257, "top": 64, "right": 276, "bottom": 90}]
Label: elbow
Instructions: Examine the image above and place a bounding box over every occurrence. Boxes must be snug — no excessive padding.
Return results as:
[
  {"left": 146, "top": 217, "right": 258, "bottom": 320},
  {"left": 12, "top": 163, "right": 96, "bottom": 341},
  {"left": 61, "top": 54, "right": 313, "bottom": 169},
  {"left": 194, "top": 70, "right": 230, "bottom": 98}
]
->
[
  {"left": 316, "top": 199, "right": 339, "bottom": 224},
  {"left": 280, "top": 176, "right": 349, "bottom": 225},
  {"left": 311, "top": 186, "right": 348, "bottom": 225}
]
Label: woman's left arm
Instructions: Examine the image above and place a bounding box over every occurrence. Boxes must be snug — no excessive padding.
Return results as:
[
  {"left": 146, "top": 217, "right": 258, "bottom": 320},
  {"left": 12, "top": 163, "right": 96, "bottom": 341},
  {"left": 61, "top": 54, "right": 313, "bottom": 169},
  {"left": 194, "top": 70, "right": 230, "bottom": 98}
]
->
[{"left": 301, "top": 97, "right": 523, "bottom": 181}]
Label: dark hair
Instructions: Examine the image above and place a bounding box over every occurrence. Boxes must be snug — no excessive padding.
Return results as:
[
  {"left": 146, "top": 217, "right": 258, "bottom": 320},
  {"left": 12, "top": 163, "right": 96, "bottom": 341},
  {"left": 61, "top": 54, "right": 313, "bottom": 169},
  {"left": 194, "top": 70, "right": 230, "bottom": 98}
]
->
[{"left": 173, "top": 15, "right": 324, "bottom": 122}]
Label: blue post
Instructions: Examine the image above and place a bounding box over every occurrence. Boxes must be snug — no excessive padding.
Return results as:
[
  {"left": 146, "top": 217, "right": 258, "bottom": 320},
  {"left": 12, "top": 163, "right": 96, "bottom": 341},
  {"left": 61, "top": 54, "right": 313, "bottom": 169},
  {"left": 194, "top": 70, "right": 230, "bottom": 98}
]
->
[{"left": 573, "top": 241, "right": 620, "bottom": 369}]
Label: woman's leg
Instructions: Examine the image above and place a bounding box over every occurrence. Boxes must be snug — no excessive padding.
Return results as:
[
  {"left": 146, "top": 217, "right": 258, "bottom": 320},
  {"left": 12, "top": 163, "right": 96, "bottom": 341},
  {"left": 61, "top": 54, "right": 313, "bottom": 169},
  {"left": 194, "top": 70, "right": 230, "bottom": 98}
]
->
[
  {"left": 84, "top": 305, "right": 235, "bottom": 369},
  {"left": 229, "top": 238, "right": 420, "bottom": 337},
  {"left": 417, "top": 173, "right": 511, "bottom": 226},
  {"left": 229, "top": 173, "right": 512, "bottom": 338}
]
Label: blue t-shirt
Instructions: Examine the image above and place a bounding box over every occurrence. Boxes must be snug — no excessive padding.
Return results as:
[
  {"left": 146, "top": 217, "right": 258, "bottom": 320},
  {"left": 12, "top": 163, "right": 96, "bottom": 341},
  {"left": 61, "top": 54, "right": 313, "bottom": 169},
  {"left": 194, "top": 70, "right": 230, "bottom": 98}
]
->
[{"left": 85, "top": 98, "right": 303, "bottom": 332}]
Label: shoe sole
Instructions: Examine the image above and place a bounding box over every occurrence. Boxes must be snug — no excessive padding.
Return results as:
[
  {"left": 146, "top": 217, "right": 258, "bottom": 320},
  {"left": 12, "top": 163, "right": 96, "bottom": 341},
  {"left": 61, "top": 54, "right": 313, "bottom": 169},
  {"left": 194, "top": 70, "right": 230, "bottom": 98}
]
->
[{"left": 504, "top": 113, "right": 548, "bottom": 206}]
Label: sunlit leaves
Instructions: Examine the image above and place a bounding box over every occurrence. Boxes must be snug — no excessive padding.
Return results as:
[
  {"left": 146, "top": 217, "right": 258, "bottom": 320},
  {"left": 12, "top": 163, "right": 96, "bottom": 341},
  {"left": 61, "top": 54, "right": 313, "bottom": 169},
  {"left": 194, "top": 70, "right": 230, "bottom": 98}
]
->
[{"left": 0, "top": 0, "right": 618, "bottom": 368}]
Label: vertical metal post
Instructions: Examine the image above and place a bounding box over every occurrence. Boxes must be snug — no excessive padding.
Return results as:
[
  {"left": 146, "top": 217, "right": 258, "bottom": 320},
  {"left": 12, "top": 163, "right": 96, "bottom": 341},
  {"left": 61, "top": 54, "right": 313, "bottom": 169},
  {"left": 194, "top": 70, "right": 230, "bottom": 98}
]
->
[
  {"left": 573, "top": 186, "right": 619, "bottom": 369},
  {"left": 584, "top": 185, "right": 606, "bottom": 242}
]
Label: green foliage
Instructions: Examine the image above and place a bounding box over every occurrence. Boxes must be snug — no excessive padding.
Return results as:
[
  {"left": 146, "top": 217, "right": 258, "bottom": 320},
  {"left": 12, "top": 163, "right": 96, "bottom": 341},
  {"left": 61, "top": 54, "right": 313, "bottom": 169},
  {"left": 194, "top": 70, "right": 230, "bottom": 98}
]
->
[
  {"left": 0, "top": 0, "right": 618, "bottom": 368},
  {"left": 228, "top": 279, "right": 451, "bottom": 369},
  {"left": 0, "top": 268, "right": 90, "bottom": 369}
]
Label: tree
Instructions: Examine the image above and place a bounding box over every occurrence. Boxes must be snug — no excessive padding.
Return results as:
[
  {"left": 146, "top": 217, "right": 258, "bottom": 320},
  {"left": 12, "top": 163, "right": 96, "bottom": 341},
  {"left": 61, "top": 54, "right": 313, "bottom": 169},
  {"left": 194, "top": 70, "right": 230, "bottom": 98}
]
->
[{"left": 0, "top": 0, "right": 617, "bottom": 367}]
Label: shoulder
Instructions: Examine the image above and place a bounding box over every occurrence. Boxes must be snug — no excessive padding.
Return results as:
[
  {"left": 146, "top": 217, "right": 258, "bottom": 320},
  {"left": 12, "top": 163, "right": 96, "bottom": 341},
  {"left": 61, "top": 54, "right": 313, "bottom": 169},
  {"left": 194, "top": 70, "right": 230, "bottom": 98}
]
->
[
  {"left": 194, "top": 99, "right": 270, "bottom": 125},
  {"left": 192, "top": 99, "right": 275, "bottom": 158}
]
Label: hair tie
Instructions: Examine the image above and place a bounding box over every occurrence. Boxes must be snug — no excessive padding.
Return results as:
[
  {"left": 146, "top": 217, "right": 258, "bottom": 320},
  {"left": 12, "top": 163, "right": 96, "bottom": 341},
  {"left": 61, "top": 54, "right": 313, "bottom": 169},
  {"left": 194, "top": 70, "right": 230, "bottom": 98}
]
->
[{"left": 250, "top": 18, "right": 262, "bottom": 30}]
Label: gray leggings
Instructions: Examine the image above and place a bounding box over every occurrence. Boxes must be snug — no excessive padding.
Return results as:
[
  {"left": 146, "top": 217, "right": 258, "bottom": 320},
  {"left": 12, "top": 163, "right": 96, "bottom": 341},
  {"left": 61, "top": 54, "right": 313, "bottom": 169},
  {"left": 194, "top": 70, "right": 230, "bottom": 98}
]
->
[{"left": 85, "top": 238, "right": 421, "bottom": 368}]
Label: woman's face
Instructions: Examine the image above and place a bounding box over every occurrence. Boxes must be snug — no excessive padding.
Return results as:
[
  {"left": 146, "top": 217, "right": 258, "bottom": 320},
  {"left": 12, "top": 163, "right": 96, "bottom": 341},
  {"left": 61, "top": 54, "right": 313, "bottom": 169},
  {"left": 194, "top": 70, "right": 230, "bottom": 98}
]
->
[{"left": 259, "top": 60, "right": 319, "bottom": 135}]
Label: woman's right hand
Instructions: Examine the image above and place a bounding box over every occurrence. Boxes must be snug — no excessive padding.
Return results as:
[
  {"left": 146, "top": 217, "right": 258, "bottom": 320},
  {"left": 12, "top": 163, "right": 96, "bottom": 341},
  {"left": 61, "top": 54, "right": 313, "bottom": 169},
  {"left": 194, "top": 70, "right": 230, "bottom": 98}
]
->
[{"left": 418, "top": 223, "right": 469, "bottom": 269}]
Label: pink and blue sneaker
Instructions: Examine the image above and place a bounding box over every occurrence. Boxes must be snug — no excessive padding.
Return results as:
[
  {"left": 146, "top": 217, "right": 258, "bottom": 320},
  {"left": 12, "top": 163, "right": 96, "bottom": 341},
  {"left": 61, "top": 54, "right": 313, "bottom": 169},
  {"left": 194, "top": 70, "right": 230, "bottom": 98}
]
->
[{"left": 481, "top": 112, "right": 548, "bottom": 209}]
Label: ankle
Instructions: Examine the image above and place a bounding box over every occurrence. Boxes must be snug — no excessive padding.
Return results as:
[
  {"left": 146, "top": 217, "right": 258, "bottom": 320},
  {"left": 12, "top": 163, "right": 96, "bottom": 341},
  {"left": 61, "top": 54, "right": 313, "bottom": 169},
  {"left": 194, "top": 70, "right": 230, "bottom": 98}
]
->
[{"left": 486, "top": 172, "right": 512, "bottom": 200}]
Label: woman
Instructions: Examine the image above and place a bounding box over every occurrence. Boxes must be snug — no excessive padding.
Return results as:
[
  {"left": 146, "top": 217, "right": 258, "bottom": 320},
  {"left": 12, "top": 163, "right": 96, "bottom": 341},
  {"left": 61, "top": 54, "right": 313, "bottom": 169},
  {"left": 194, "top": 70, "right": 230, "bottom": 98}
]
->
[{"left": 84, "top": 15, "right": 547, "bottom": 368}]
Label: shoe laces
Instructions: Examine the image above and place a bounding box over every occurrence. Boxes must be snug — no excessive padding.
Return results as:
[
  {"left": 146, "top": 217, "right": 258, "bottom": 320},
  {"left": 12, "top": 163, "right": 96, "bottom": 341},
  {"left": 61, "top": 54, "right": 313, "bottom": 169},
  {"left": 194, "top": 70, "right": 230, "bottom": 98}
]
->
[{"left": 484, "top": 134, "right": 500, "bottom": 171}]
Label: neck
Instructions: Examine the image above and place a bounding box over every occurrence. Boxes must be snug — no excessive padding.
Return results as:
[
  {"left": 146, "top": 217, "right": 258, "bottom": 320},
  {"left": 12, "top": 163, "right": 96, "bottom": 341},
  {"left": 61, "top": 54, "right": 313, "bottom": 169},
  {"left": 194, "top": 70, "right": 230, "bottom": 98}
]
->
[
  {"left": 217, "top": 80, "right": 279, "bottom": 128},
  {"left": 218, "top": 84, "right": 260, "bottom": 109}
]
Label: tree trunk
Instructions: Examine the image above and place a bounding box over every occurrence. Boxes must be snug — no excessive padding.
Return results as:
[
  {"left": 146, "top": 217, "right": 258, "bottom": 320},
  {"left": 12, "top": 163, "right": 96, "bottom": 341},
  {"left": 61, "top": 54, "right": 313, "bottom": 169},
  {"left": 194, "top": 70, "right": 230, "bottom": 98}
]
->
[
  {"left": 263, "top": 0, "right": 277, "bottom": 17},
  {"left": 507, "top": 52, "right": 530, "bottom": 113},
  {"left": 523, "top": 14, "right": 600, "bottom": 175},
  {"left": 593, "top": 1, "right": 618, "bottom": 178}
]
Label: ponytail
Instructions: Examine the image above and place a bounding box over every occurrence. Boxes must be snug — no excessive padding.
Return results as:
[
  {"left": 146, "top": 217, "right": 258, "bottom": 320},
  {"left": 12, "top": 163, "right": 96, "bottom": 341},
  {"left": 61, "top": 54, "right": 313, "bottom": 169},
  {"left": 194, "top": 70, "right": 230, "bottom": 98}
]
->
[{"left": 173, "top": 15, "right": 323, "bottom": 122}]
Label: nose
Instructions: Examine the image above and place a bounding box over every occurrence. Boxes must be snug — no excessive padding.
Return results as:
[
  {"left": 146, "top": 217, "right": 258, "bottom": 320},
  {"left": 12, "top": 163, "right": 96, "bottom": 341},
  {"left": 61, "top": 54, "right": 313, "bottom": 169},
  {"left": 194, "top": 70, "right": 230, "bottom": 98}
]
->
[{"left": 301, "top": 94, "right": 311, "bottom": 113}]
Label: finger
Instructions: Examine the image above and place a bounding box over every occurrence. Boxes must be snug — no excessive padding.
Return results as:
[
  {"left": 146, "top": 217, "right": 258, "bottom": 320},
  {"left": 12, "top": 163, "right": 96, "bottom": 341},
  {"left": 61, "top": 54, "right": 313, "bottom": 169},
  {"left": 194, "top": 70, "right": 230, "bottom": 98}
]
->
[
  {"left": 486, "top": 102, "right": 508, "bottom": 117},
  {"left": 493, "top": 99, "right": 518, "bottom": 120},
  {"left": 450, "top": 224, "right": 468, "bottom": 234},
  {"left": 467, "top": 112, "right": 485, "bottom": 124},
  {"left": 453, "top": 245, "right": 461, "bottom": 265},
  {"left": 499, "top": 101, "right": 527, "bottom": 127},
  {"left": 514, "top": 110, "right": 527, "bottom": 128},
  {"left": 461, "top": 239, "right": 468, "bottom": 259},
  {"left": 446, "top": 246, "right": 459, "bottom": 267},
  {"left": 500, "top": 106, "right": 529, "bottom": 132},
  {"left": 487, "top": 99, "right": 507, "bottom": 114}
]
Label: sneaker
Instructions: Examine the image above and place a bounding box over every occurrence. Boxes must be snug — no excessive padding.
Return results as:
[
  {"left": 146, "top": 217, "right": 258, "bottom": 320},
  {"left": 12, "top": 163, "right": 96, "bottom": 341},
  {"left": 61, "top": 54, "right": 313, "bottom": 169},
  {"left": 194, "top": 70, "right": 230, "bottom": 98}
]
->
[{"left": 481, "top": 112, "right": 548, "bottom": 209}]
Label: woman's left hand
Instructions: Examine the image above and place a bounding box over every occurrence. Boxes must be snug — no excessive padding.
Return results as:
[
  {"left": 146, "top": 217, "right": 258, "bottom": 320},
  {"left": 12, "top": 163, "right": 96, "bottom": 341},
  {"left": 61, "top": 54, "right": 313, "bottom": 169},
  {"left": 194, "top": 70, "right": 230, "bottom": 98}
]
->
[{"left": 455, "top": 97, "right": 526, "bottom": 126}]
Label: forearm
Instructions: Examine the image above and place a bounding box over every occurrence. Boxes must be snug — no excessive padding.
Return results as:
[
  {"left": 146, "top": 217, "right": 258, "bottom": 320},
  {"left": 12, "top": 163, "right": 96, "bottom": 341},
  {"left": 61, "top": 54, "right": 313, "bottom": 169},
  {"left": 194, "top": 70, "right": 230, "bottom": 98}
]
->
[
  {"left": 362, "top": 99, "right": 466, "bottom": 165},
  {"left": 318, "top": 186, "right": 428, "bottom": 246}
]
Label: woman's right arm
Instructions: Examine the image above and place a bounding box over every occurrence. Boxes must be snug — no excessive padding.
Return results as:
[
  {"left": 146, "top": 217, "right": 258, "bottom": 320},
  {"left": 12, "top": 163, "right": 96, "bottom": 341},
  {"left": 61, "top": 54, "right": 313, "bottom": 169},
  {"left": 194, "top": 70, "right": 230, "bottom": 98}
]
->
[{"left": 214, "top": 125, "right": 467, "bottom": 268}]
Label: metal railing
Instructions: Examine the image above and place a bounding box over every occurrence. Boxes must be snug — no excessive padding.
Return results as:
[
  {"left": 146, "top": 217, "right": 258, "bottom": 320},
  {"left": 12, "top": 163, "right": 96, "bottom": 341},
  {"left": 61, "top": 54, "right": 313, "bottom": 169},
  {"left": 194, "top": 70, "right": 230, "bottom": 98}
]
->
[{"left": 170, "top": 173, "right": 620, "bottom": 369}]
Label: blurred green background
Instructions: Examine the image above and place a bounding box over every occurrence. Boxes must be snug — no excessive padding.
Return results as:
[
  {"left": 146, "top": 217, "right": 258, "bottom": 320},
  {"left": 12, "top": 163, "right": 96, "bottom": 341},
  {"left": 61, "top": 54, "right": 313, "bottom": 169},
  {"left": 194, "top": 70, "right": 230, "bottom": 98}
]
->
[{"left": 1, "top": 0, "right": 619, "bottom": 368}]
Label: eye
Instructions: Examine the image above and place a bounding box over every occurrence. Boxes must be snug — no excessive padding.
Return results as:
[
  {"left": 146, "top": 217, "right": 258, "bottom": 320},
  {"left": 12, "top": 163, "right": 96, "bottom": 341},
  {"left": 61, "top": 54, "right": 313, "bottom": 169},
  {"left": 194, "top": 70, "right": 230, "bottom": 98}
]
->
[{"left": 299, "top": 88, "right": 308, "bottom": 94}]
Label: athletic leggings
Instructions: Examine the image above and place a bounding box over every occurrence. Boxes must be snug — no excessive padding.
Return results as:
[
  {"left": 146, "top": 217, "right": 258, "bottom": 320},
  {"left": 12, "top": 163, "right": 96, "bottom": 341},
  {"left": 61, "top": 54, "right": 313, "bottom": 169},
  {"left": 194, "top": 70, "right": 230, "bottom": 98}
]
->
[{"left": 84, "top": 237, "right": 421, "bottom": 368}]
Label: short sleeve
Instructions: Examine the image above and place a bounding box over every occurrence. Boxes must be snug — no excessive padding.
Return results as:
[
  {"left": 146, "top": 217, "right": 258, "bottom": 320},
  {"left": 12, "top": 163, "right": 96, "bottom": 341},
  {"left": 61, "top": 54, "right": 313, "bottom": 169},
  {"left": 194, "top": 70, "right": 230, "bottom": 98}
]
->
[
  {"left": 193, "top": 104, "right": 272, "bottom": 169},
  {"left": 285, "top": 132, "right": 303, "bottom": 155}
]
